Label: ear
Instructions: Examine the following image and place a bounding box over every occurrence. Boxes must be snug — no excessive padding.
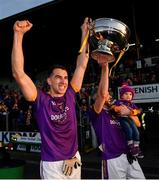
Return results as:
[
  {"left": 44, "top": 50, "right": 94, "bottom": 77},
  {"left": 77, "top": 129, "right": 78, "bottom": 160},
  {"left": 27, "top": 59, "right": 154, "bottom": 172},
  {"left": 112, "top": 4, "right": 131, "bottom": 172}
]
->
[{"left": 47, "top": 77, "right": 51, "bottom": 86}]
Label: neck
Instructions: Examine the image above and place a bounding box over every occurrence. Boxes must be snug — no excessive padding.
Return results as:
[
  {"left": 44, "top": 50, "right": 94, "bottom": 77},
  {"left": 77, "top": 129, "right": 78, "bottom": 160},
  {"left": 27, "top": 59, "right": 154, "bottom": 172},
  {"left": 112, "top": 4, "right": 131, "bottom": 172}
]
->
[{"left": 48, "top": 91, "right": 64, "bottom": 97}]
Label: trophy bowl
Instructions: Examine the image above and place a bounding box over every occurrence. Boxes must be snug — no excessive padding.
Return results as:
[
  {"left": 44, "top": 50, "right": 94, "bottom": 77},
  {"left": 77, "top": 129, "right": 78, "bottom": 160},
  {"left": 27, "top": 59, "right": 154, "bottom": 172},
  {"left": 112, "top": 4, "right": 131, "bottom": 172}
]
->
[{"left": 89, "top": 18, "right": 131, "bottom": 63}]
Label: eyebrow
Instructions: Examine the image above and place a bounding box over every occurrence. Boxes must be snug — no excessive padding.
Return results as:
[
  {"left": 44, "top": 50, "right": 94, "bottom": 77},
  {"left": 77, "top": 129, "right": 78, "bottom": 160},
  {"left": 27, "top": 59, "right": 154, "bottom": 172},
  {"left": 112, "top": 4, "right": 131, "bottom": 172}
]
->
[{"left": 54, "top": 74, "right": 68, "bottom": 78}]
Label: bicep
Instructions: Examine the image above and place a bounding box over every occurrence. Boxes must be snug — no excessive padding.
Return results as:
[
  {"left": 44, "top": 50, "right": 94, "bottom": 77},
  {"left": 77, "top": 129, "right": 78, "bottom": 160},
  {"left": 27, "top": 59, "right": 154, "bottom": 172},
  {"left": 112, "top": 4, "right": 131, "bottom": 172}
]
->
[{"left": 15, "top": 73, "right": 37, "bottom": 102}]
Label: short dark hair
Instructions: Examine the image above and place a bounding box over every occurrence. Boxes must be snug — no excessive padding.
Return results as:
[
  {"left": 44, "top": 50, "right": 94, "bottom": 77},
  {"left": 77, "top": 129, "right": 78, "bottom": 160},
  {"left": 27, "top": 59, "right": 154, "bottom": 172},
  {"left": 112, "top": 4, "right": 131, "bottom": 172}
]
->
[{"left": 47, "top": 64, "right": 68, "bottom": 77}]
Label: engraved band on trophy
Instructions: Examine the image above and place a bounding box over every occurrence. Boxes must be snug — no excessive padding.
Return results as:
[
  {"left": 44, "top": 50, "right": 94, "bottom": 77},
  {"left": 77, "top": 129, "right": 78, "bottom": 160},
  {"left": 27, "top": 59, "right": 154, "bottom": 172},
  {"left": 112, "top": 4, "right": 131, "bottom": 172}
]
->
[{"left": 89, "top": 18, "right": 131, "bottom": 76}]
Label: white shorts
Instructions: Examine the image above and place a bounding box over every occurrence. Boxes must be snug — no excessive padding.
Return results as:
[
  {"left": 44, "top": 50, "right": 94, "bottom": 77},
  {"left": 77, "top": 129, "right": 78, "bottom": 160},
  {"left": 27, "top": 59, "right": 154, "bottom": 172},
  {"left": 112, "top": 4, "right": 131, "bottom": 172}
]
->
[
  {"left": 102, "top": 153, "right": 145, "bottom": 179},
  {"left": 40, "top": 151, "right": 81, "bottom": 179}
]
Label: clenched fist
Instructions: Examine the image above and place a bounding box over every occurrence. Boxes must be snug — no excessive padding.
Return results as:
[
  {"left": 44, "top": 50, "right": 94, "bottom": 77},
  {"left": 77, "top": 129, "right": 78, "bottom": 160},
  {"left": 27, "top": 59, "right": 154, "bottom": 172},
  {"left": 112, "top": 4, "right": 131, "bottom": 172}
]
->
[{"left": 13, "top": 20, "right": 33, "bottom": 35}]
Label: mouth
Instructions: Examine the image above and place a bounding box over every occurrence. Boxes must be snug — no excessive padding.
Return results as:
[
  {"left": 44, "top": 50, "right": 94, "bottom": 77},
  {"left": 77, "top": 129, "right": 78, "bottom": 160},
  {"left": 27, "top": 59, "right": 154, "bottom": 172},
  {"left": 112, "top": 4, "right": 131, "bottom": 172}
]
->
[{"left": 59, "top": 84, "right": 67, "bottom": 91}]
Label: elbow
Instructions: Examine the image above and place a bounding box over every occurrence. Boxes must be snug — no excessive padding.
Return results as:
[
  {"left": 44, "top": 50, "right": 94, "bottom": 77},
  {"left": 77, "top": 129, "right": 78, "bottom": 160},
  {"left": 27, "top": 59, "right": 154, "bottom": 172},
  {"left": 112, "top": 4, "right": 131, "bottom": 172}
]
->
[
  {"left": 12, "top": 71, "right": 17, "bottom": 79},
  {"left": 12, "top": 69, "right": 25, "bottom": 81},
  {"left": 93, "top": 105, "right": 102, "bottom": 114},
  {"left": 100, "top": 91, "right": 108, "bottom": 100},
  {"left": 12, "top": 71, "right": 19, "bottom": 80},
  {"left": 94, "top": 109, "right": 102, "bottom": 114},
  {"left": 12, "top": 66, "right": 17, "bottom": 77}
]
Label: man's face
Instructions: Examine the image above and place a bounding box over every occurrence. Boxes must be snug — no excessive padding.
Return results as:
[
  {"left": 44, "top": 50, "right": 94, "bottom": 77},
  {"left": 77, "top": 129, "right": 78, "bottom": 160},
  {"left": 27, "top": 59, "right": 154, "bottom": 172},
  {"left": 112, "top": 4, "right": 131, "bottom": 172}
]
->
[{"left": 47, "top": 68, "right": 68, "bottom": 96}]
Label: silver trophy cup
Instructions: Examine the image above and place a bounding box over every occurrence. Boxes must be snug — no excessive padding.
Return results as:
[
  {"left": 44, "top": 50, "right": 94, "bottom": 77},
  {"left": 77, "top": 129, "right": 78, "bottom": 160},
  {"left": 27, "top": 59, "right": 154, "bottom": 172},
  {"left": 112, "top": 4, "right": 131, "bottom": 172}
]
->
[{"left": 89, "top": 18, "right": 131, "bottom": 63}]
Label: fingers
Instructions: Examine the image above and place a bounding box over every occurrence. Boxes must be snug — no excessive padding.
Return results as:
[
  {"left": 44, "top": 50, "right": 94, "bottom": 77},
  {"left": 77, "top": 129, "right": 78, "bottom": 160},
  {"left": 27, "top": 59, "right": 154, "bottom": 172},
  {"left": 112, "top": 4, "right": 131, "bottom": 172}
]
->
[
  {"left": 17, "top": 20, "right": 33, "bottom": 29},
  {"left": 74, "top": 158, "right": 82, "bottom": 169},
  {"left": 82, "top": 17, "right": 91, "bottom": 31},
  {"left": 68, "top": 167, "right": 73, "bottom": 176},
  {"left": 63, "top": 164, "right": 73, "bottom": 176},
  {"left": 13, "top": 20, "right": 33, "bottom": 33},
  {"left": 75, "top": 157, "right": 82, "bottom": 166},
  {"left": 119, "top": 105, "right": 131, "bottom": 116},
  {"left": 74, "top": 161, "right": 82, "bottom": 169},
  {"left": 63, "top": 160, "right": 74, "bottom": 176},
  {"left": 84, "top": 17, "right": 92, "bottom": 24}
]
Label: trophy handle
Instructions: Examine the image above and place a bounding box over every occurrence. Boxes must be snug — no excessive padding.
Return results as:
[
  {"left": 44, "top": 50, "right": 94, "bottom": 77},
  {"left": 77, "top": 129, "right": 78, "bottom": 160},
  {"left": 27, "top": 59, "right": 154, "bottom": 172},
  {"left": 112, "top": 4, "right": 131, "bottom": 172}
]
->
[
  {"left": 125, "top": 43, "right": 130, "bottom": 51},
  {"left": 109, "top": 48, "right": 126, "bottom": 77}
]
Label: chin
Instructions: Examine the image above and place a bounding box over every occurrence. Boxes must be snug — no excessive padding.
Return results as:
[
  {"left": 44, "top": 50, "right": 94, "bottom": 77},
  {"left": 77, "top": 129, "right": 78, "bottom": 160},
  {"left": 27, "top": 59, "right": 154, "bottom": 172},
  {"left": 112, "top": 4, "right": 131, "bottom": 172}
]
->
[{"left": 59, "top": 89, "right": 67, "bottom": 94}]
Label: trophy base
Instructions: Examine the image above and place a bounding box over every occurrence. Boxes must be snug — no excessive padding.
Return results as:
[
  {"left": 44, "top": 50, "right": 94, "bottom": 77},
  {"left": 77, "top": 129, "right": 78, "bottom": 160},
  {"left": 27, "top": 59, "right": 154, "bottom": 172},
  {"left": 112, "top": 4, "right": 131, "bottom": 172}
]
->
[{"left": 91, "top": 50, "right": 115, "bottom": 64}]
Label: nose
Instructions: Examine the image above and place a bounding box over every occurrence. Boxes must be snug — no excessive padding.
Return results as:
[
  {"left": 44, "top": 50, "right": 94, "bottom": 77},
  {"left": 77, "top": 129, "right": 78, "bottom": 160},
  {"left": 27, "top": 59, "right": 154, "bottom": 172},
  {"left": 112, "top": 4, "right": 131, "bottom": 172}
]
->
[{"left": 60, "top": 77, "right": 67, "bottom": 84}]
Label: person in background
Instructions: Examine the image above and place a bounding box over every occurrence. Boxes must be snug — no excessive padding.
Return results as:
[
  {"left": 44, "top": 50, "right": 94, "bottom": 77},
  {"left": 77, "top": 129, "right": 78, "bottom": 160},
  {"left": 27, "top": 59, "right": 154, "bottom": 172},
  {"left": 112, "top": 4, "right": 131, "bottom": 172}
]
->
[
  {"left": 11, "top": 17, "right": 90, "bottom": 179},
  {"left": 89, "top": 62, "right": 145, "bottom": 179}
]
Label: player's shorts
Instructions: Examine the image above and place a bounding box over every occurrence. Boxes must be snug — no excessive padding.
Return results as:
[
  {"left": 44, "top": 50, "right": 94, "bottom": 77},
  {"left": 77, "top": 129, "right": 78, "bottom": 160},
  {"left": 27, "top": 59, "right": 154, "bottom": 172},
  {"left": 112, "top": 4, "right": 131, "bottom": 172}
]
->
[
  {"left": 40, "top": 151, "right": 81, "bottom": 179},
  {"left": 102, "top": 153, "right": 145, "bottom": 179}
]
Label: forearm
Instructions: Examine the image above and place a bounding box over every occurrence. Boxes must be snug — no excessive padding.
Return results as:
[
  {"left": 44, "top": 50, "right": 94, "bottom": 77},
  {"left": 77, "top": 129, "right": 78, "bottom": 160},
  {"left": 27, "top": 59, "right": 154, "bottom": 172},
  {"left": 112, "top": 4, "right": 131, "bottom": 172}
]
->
[
  {"left": 77, "top": 26, "right": 89, "bottom": 67},
  {"left": 98, "top": 64, "right": 109, "bottom": 98},
  {"left": 94, "top": 64, "right": 109, "bottom": 113},
  {"left": 70, "top": 33, "right": 89, "bottom": 92},
  {"left": 11, "top": 32, "right": 25, "bottom": 79},
  {"left": 71, "top": 51, "right": 89, "bottom": 92}
]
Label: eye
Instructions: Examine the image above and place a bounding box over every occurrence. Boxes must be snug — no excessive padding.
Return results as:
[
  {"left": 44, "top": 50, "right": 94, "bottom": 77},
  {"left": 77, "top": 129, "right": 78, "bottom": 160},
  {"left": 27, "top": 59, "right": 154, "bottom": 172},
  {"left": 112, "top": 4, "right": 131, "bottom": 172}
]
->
[{"left": 54, "top": 75, "right": 61, "bottom": 79}]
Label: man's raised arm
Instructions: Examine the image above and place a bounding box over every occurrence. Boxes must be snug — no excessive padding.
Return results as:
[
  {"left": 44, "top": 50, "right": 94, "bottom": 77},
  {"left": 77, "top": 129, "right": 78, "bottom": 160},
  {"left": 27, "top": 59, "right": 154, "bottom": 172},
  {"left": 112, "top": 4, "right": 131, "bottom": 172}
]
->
[
  {"left": 70, "top": 17, "right": 90, "bottom": 92},
  {"left": 11, "top": 20, "right": 37, "bottom": 102}
]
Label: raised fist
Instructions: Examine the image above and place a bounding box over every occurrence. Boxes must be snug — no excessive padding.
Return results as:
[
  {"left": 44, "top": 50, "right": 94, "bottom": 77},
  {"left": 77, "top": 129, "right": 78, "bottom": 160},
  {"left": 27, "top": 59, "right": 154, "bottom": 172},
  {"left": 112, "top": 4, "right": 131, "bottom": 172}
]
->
[{"left": 13, "top": 20, "right": 33, "bottom": 34}]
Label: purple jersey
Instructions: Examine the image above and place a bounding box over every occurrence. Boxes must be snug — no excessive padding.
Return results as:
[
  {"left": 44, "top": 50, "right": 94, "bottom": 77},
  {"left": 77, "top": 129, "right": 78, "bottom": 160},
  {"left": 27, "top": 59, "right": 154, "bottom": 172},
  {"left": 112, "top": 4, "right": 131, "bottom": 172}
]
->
[
  {"left": 33, "top": 86, "right": 78, "bottom": 161},
  {"left": 89, "top": 107, "right": 128, "bottom": 160}
]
